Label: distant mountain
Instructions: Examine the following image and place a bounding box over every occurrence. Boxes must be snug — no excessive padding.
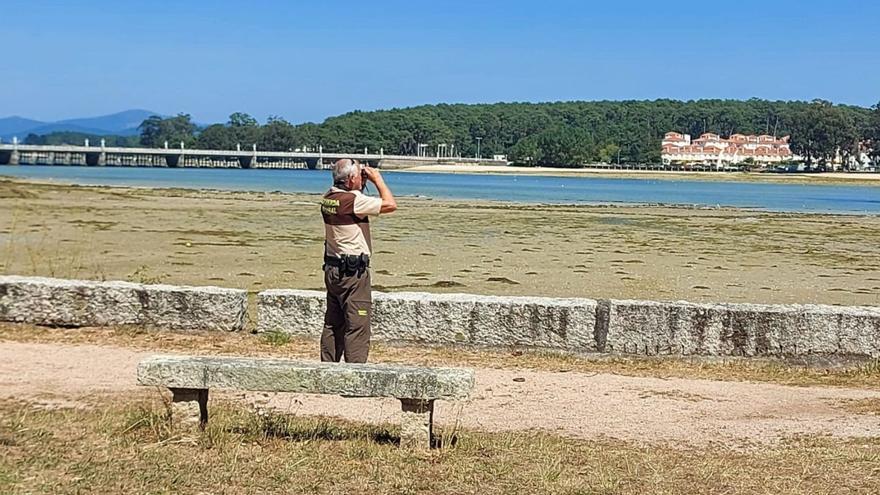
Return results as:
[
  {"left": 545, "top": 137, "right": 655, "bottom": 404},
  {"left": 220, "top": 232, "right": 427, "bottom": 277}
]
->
[
  {"left": 0, "top": 116, "right": 47, "bottom": 138},
  {"left": 0, "top": 109, "right": 161, "bottom": 140},
  {"left": 55, "top": 109, "right": 156, "bottom": 135}
]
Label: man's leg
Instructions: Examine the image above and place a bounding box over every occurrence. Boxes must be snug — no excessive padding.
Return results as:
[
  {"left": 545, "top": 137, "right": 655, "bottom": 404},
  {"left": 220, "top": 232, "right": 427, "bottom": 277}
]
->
[
  {"left": 342, "top": 270, "right": 372, "bottom": 363},
  {"left": 320, "top": 267, "right": 346, "bottom": 362}
]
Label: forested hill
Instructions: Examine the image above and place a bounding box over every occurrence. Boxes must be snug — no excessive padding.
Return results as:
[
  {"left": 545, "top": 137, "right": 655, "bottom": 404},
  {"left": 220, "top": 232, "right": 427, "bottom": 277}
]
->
[
  {"left": 309, "top": 99, "right": 874, "bottom": 165},
  {"left": 29, "top": 99, "right": 879, "bottom": 166}
]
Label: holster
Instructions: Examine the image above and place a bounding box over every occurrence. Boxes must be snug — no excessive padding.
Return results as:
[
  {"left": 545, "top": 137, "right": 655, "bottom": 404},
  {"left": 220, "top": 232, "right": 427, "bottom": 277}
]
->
[{"left": 324, "top": 254, "right": 370, "bottom": 276}]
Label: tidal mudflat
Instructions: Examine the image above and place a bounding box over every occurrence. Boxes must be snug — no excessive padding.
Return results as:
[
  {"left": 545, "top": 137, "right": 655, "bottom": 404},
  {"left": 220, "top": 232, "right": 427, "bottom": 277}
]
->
[{"left": 2, "top": 178, "right": 878, "bottom": 306}]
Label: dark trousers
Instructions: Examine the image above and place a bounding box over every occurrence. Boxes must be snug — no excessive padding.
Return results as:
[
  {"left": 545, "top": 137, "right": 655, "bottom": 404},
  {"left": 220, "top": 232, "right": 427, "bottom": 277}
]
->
[{"left": 321, "top": 265, "right": 372, "bottom": 363}]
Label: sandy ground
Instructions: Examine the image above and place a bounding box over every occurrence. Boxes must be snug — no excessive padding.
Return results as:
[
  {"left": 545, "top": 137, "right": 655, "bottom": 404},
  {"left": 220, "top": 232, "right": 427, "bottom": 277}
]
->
[
  {"left": 404, "top": 164, "right": 880, "bottom": 185},
  {"left": 1, "top": 341, "right": 877, "bottom": 448},
  {"left": 2, "top": 179, "right": 879, "bottom": 306}
]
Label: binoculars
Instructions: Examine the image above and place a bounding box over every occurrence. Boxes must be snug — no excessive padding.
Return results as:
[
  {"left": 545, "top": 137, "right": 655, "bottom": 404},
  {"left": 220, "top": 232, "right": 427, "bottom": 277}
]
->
[{"left": 359, "top": 163, "right": 372, "bottom": 192}]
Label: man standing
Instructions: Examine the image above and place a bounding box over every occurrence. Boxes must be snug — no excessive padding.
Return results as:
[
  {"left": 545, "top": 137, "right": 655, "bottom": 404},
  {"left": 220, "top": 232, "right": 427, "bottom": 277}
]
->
[{"left": 320, "top": 158, "right": 397, "bottom": 363}]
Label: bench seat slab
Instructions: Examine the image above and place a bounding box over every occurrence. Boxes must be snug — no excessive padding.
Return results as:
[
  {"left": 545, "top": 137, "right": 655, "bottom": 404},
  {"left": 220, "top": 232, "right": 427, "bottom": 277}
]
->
[{"left": 138, "top": 355, "right": 474, "bottom": 400}]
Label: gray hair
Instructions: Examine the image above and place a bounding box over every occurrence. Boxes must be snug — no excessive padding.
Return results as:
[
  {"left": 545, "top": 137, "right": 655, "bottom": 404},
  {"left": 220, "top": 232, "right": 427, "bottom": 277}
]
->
[{"left": 332, "top": 159, "right": 359, "bottom": 186}]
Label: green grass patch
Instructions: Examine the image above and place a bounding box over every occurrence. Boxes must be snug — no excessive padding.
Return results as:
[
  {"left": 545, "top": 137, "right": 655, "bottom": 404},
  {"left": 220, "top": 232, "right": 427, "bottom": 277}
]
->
[{"left": 261, "top": 330, "right": 292, "bottom": 346}]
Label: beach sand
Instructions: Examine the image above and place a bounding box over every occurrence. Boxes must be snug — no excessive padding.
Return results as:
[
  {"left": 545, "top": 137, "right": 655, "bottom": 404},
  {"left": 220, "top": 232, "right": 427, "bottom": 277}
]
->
[
  {"left": 1, "top": 178, "right": 878, "bottom": 306},
  {"left": 403, "top": 164, "right": 880, "bottom": 185}
]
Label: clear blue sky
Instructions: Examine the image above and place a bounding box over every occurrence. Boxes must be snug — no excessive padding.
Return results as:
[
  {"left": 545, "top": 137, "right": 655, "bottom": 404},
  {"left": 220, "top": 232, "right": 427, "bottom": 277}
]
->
[{"left": 3, "top": 0, "right": 878, "bottom": 124}]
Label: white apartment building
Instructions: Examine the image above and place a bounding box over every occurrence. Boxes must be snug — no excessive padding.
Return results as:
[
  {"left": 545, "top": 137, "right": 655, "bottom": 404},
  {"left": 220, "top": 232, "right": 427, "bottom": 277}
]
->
[{"left": 661, "top": 132, "right": 796, "bottom": 165}]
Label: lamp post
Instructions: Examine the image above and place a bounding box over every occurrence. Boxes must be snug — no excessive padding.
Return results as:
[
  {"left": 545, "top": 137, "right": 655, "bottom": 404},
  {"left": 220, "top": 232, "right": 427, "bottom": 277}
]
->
[{"left": 476, "top": 137, "right": 482, "bottom": 159}]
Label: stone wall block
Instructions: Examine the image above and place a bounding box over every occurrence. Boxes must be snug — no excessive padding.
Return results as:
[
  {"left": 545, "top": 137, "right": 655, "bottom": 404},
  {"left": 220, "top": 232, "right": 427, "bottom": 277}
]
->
[
  {"left": 257, "top": 290, "right": 599, "bottom": 351},
  {"left": 0, "top": 276, "right": 247, "bottom": 331},
  {"left": 606, "top": 299, "right": 880, "bottom": 357}
]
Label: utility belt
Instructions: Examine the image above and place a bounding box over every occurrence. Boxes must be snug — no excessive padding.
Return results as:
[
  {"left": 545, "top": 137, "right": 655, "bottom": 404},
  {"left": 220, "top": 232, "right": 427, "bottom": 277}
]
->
[{"left": 323, "top": 253, "right": 370, "bottom": 276}]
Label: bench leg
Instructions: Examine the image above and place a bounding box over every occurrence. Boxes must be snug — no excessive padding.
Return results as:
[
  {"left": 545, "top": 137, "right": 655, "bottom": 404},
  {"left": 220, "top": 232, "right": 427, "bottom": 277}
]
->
[
  {"left": 399, "top": 399, "right": 434, "bottom": 449},
  {"left": 169, "top": 388, "right": 209, "bottom": 433}
]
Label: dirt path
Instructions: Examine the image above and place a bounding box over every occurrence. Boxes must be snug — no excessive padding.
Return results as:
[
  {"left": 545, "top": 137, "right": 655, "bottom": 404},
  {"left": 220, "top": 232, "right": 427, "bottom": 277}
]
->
[{"left": 1, "top": 341, "right": 878, "bottom": 448}]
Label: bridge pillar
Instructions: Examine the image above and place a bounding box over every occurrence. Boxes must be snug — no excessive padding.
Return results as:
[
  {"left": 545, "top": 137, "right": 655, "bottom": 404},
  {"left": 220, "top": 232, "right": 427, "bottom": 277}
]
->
[
  {"left": 165, "top": 154, "right": 182, "bottom": 167},
  {"left": 5, "top": 137, "right": 20, "bottom": 165},
  {"left": 306, "top": 157, "right": 322, "bottom": 170},
  {"left": 238, "top": 155, "right": 255, "bottom": 169},
  {"left": 85, "top": 152, "right": 106, "bottom": 166}
]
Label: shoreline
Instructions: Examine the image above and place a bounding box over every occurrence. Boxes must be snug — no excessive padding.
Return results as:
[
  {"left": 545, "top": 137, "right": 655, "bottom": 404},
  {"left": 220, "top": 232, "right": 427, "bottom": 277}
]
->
[{"left": 400, "top": 164, "right": 880, "bottom": 186}]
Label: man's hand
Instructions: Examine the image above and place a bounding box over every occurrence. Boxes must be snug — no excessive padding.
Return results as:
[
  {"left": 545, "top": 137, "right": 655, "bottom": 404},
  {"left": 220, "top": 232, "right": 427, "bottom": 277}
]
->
[{"left": 363, "top": 166, "right": 382, "bottom": 184}]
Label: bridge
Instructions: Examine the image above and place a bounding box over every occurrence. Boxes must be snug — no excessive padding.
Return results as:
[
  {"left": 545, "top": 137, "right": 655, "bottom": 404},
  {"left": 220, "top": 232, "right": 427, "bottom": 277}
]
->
[{"left": 0, "top": 141, "right": 508, "bottom": 170}]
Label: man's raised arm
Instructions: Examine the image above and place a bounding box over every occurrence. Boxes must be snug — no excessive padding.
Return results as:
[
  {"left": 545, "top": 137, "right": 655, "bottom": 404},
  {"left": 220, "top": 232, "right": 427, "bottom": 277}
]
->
[{"left": 364, "top": 167, "right": 397, "bottom": 214}]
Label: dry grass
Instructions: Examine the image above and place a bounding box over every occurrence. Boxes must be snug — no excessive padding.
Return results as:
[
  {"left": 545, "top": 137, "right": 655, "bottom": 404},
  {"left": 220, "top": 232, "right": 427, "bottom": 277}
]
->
[
  {"left": 2, "top": 322, "right": 879, "bottom": 390},
  {"left": 838, "top": 398, "right": 880, "bottom": 415},
  {"left": 1, "top": 396, "right": 878, "bottom": 495}
]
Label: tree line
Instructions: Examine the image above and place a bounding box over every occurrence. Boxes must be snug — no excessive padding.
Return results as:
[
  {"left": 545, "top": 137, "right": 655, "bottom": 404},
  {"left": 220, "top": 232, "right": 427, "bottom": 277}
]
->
[
  {"left": 24, "top": 132, "right": 139, "bottom": 147},
  {"left": 26, "top": 99, "right": 880, "bottom": 167}
]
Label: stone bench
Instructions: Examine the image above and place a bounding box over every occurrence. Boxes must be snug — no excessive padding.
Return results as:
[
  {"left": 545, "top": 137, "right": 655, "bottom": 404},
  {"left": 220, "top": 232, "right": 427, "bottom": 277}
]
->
[{"left": 136, "top": 355, "right": 475, "bottom": 448}]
